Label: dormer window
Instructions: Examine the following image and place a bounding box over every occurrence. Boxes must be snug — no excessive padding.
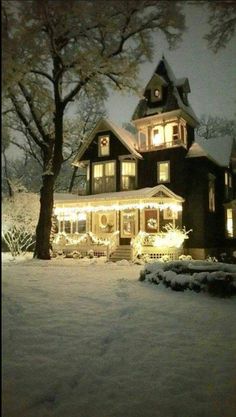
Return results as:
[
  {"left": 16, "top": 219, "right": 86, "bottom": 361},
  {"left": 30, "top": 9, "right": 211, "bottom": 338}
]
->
[
  {"left": 151, "top": 87, "right": 162, "bottom": 102},
  {"left": 154, "top": 88, "right": 161, "bottom": 98},
  {"left": 98, "top": 135, "right": 110, "bottom": 156}
]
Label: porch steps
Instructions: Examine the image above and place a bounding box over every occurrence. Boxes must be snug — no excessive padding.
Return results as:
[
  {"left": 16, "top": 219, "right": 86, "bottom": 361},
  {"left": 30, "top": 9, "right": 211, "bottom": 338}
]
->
[{"left": 110, "top": 245, "right": 132, "bottom": 262}]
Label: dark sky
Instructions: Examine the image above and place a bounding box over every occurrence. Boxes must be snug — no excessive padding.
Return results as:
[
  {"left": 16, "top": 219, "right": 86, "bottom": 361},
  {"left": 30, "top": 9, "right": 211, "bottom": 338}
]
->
[{"left": 107, "top": 3, "right": 236, "bottom": 126}]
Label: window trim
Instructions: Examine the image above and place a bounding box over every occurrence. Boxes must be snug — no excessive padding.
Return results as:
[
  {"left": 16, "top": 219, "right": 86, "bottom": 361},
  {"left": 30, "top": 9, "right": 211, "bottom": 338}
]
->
[{"left": 157, "top": 161, "right": 170, "bottom": 183}]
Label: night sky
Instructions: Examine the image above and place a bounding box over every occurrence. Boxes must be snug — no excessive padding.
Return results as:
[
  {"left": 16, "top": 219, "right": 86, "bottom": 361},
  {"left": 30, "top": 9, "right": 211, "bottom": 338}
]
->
[{"left": 107, "top": 3, "right": 236, "bottom": 126}]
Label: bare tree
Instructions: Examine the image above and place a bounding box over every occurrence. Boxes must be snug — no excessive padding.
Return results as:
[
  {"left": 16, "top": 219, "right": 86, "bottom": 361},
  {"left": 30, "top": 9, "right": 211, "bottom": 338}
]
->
[{"left": 196, "top": 114, "right": 236, "bottom": 139}]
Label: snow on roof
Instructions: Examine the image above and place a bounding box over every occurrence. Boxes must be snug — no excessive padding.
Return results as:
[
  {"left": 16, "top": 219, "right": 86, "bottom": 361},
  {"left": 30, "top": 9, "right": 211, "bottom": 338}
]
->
[
  {"left": 187, "top": 136, "right": 233, "bottom": 167},
  {"left": 73, "top": 118, "right": 142, "bottom": 164},
  {"left": 54, "top": 185, "right": 184, "bottom": 204}
]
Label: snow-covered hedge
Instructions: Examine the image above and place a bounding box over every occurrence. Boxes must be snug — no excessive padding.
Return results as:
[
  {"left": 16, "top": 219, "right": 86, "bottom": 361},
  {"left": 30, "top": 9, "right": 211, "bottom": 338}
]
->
[{"left": 140, "top": 260, "right": 236, "bottom": 297}]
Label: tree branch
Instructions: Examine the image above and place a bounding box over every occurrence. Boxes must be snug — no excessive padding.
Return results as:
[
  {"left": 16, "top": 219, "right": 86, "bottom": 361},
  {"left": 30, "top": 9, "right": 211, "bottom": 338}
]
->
[
  {"left": 10, "top": 93, "right": 48, "bottom": 151},
  {"left": 18, "top": 82, "right": 50, "bottom": 143}
]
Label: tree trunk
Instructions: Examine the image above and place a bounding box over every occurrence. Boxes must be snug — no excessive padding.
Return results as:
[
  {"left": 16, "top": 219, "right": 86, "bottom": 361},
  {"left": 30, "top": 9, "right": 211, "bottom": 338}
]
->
[
  {"left": 68, "top": 166, "right": 78, "bottom": 192},
  {"left": 34, "top": 175, "right": 55, "bottom": 259}
]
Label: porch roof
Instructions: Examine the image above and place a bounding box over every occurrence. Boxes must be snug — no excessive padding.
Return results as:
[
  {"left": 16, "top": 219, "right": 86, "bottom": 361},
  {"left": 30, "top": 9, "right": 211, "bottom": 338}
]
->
[{"left": 54, "top": 185, "right": 184, "bottom": 207}]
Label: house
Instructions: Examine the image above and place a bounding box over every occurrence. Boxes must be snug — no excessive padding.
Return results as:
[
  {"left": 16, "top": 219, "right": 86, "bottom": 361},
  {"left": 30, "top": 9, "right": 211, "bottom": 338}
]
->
[{"left": 53, "top": 57, "right": 236, "bottom": 260}]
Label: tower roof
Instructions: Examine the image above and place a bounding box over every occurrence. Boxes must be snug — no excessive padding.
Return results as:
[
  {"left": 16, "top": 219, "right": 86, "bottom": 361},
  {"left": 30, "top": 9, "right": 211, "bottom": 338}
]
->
[{"left": 132, "top": 57, "right": 198, "bottom": 125}]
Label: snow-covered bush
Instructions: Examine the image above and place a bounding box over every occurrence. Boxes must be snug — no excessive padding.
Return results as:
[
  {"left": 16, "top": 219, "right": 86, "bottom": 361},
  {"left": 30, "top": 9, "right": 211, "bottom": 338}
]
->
[
  {"left": 140, "top": 260, "right": 236, "bottom": 297},
  {"left": 2, "top": 193, "right": 39, "bottom": 258},
  {"left": 87, "top": 249, "right": 94, "bottom": 259}
]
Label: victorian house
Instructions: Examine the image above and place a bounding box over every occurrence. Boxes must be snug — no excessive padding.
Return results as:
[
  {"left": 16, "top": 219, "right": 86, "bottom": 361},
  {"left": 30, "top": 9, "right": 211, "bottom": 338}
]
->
[{"left": 53, "top": 57, "right": 236, "bottom": 260}]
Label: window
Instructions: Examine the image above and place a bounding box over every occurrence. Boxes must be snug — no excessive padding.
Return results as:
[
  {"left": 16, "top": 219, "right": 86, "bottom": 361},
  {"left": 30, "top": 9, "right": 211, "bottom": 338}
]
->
[
  {"left": 121, "top": 161, "right": 136, "bottom": 190},
  {"left": 152, "top": 127, "right": 164, "bottom": 147},
  {"left": 208, "top": 174, "right": 215, "bottom": 212},
  {"left": 172, "top": 125, "right": 179, "bottom": 142},
  {"left": 157, "top": 161, "right": 170, "bottom": 183},
  {"left": 154, "top": 88, "right": 161, "bottom": 98},
  {"left": 98, "top": 136, "right": 110, "bottom": 156},
  {"left": 226, "top": 208, "right": 233, "bottom": 237},
  {"left": 92, "top": 161, "right": 116, "bottom": 194},
  {"left": 139, "top": 129, "right": 147, "bottom": 150},
  {"left": 163, "top": 208, "right": 178, "bottom": 220}
]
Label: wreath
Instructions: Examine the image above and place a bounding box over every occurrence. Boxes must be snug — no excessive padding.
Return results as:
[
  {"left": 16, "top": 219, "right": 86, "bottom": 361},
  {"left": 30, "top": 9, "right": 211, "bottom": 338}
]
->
[{"left": 147, "top": 218, "right": 157, "bottom": 229}]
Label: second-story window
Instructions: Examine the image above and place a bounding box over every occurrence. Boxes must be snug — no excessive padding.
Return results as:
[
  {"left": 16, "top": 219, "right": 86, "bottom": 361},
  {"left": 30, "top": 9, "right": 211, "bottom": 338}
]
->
[
  {"left": 157, "top": 161, "right": 170, "bottom": 183},
  {"left": 92, "top": 161, "right": 116, "bottom": 194},
  {"left": 98, "top": 136, "right": 110, "bottom": 156},
  {"left": 208, "top": 174, "right": 216, "bottom": 212},
  {"left": 121, "top": 161, "right": 136, "bottom": 190}
]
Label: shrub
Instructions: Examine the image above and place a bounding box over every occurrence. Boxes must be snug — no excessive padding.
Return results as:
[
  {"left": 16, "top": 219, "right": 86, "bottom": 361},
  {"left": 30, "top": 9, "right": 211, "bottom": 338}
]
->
[{"left": 140, "top": 261, "right": 236, "bottom": 297}]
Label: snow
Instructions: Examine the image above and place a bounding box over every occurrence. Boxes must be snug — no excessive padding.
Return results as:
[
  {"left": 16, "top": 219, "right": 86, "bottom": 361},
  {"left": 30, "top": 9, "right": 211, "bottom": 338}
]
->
[
  {"left": 2, "top": 253, "right": 236, "bottom": 417},
  {"left": 194, "top": 135, "right": 233, "bottom": 167}
]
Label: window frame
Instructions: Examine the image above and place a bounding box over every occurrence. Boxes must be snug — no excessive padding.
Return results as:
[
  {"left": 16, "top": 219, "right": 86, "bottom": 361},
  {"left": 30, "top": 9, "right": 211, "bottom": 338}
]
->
[
  {"left": 157, "top": 161, "right": 170, "bottom": 184},
  {"left": 120, "top": 159, "right": 137, "bottom": 191},
  {"left": 98, "top": 135, "right": 110, "bottom": 157}
]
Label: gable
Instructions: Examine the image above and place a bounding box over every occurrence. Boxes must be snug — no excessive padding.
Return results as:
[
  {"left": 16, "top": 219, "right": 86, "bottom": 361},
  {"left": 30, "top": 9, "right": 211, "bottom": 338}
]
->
[{"left": 73, "top": 118, "right": 142, "bottom": 165}]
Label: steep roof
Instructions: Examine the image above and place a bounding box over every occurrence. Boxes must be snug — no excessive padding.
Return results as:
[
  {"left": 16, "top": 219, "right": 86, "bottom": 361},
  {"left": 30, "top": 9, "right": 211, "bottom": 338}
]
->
[
  {"left": 73, "top": 118, "right": 142, "bottom": 164},
  {"left": 186, "top": 136, "right": 233, "bottom": 167},
  {"left": 132, "top": 56, "right": 198, "bottom": 124}
]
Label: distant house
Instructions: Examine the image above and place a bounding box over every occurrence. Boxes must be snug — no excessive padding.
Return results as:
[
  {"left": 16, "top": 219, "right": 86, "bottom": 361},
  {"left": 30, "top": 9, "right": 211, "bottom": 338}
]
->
[{"left": 54, "top": 57, "right": 236, "bottom": 260}]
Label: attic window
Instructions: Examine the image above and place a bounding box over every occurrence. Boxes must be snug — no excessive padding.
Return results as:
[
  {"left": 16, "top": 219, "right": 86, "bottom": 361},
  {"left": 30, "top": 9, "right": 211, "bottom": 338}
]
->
[
  {"left": 98, "top": 136, "right": 110, "bottom": 156},
  {"left": 154, "top": 88, "right": 161, "bottom": 98}
]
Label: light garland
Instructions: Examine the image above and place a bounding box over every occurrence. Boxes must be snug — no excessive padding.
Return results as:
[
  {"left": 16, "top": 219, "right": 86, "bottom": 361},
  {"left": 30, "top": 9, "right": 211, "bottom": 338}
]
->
[{"left": 54, "top": 201, "right": 182, "bottom": 218}]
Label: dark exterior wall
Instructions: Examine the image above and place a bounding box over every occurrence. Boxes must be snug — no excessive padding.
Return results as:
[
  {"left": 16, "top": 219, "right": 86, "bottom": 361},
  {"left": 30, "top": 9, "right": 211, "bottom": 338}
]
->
[
  {"left": 81, "top": 130, "right": 134, "bottom": 194},
  {"left": 138, "top": 147, "right": 188, "bottom": 197},
  {"left": 184, "top": 157, "right": 226, "bottom": 249}
]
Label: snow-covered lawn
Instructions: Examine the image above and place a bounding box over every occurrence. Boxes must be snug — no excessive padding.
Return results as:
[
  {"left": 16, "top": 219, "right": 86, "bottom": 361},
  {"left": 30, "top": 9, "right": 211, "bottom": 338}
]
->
[{"left": 2, "top": 254, "right": 236, "bottom": 417}]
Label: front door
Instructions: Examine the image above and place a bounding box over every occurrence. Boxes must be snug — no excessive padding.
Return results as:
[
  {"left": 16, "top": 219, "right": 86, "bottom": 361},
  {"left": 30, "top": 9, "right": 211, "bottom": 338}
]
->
[{"left": 120, "top": 209, "right": 138, "bottom": 245}]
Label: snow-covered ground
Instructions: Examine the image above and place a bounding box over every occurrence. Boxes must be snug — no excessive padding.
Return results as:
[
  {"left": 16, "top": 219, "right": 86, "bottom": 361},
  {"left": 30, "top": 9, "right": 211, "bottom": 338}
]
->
[{"left": 2, "top": 254, "right": 236, "bottom": 417}]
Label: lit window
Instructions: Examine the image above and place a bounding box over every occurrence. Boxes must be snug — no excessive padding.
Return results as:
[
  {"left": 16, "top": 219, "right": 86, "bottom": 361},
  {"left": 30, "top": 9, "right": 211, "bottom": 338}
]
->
[
  {"left": 105, "top": 162, "right": 115, "bottom": 176},
  {"left": 157, "top": 161, "right": 170, "bottom": 183},
  {"left": 98, "top": 136, "right": 110, "bottom": 156},
  {"left": 94, "top": 164, "right": 103, "bottom": 178},
  {"left": 172, "top": 125, "right": 179, "bottom": 142},
  {"left": 225, "top": 172, "right": 228, "bottom": 186},
  {"left": 152, "top": 127, "right": 163, "bottom": 147},
  {"left": 121, "top": 161, "right": 136, "bottom": 190},
  {"left": 93, "top": 161, "right": 116, "bottom": 194},
  {"left": 208, "top": 174, "right": 215, "bottom": 212},
  {"left": 226, "top": 208, "right": 233, "bottom": 237}
]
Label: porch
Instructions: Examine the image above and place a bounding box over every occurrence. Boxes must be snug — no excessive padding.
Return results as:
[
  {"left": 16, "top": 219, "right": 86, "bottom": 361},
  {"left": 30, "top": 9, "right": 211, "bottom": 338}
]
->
[{"left": 53, "top": 185, "right": 188, "bottom": 261}]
